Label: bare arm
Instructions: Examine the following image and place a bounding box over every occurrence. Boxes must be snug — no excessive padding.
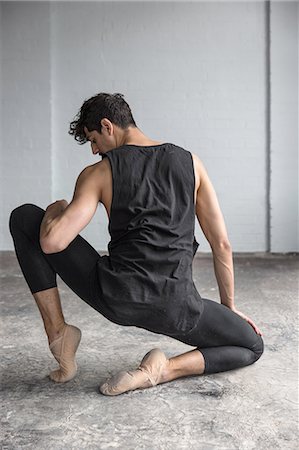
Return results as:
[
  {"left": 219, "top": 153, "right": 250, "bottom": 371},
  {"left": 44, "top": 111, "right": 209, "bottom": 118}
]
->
[
  {"left": 40, "top": 164, "right": 102, "bottom": 253},
  {"left": 40, "top": 200, "right": 69, "bottom": 241},
  {"left": 193, "top": 153, "right": 235, "bottom": 309}
]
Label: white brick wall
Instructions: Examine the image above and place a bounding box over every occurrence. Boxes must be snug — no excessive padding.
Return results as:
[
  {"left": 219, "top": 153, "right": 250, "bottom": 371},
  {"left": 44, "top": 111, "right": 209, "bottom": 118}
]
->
[
  {"left": 1, "top": 1, "right": 52, "bottom": 250},
  {"left": 270, "top": 1, "right": 299, "bottom": 252},
  {"left": 1, "top": 1, "right": 298, "bottom": 253}
]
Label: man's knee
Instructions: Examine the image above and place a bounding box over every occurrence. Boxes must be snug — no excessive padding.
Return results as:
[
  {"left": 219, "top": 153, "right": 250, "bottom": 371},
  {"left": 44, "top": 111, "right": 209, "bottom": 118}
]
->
[
  {"left": 9, "top": 203, "right": 43, "bottom": 234},
  {"left": 252, "top": 335, "right": 264, "bottom": 361}
]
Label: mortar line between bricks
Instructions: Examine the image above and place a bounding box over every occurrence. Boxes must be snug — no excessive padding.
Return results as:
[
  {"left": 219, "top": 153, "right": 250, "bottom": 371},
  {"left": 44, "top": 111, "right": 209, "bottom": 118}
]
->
[{"left": 265, "top": 0, "right": 271, "bottom": 253}]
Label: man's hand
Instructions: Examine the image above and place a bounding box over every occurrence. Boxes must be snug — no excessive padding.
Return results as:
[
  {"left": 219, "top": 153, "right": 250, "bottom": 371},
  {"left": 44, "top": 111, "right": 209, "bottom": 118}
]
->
[
  {"left": 230, "top": 307, "right": 263, "bottom": 336},
  {"left": 40, "top": 200, "right": 69, "bottom": 246},
  {"left": 46, "top": 199, "right": 69, "bottom": 213}
]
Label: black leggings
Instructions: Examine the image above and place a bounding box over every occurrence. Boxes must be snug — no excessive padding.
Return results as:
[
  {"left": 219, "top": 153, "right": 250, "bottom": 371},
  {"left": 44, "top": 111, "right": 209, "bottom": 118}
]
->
[{"left": 9, "top": 203, "right": 264, "bottom": 374}]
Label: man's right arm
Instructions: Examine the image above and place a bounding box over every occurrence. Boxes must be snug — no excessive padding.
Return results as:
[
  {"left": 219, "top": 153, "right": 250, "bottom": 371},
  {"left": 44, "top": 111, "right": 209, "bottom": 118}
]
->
[{"left": 192, "top": 153, "right": 235, "bottom": 309}]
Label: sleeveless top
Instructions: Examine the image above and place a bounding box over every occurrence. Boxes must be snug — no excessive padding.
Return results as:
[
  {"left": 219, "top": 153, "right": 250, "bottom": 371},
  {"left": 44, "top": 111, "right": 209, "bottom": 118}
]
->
[{"left": 94, "top": 142, "right": 204, "bottom": 338}]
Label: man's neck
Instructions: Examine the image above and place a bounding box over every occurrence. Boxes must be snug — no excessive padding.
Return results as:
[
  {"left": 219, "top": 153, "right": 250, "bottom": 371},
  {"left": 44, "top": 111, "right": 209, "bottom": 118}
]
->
[{"left": 120, "top": 127, "right": 163, "bottom": 147}]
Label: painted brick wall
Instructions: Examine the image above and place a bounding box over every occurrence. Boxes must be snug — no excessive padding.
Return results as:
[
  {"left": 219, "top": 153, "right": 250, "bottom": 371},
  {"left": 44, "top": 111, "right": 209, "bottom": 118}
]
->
[
  {"left": 1, "top": 1, "right": 51, "bottom": 250},
  {"left": 270, "top": 1, "right": 299, "bottom": 252},
  {"left": 50, "top": 1, "right": 267, "bottom": 252},
  {"left": 1, "top": 1, "right": 298, "bottom": 253}
]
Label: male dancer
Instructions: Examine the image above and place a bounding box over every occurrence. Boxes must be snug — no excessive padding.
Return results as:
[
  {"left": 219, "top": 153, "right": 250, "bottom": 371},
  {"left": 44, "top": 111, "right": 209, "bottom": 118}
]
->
[{"left": 9, "top": 93, "right": 263, "bottom": 395}]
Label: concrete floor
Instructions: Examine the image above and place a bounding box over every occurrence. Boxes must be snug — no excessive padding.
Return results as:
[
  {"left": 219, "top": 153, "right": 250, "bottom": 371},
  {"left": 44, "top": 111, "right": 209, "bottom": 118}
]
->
[{"left": 1, "top": 251, "right": 298, "bottom": 450}]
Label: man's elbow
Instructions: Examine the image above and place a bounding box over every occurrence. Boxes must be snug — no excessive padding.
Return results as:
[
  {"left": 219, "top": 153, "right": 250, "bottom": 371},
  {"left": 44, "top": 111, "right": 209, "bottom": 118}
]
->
[
  {"left": 211, "top": 239, "right": 232, "bottom": 253},
  {"left": 40, "top": 237, "right": 65, "bottom": 254}
]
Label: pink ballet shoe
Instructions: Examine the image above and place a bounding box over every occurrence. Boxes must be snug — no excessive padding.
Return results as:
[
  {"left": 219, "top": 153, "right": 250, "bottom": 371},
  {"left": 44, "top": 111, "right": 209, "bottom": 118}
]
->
[
  {"left": 137, "top": 348, "right": 168, "bottom": 388},
  {"left": 48, "top": 323, "right": 81, "bottom": 383},
  {"left": 99, "top": 348, "right": 168, "bottom": 396}
]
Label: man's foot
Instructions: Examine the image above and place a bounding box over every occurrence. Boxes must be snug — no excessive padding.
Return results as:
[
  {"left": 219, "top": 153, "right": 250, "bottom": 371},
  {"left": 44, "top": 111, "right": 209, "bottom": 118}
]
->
[
  {"left": 99, "top": 348, "right": 168, "bottom": 396},
  {"left": 48, "top": 323, "right": 81, "bottom": 383}
]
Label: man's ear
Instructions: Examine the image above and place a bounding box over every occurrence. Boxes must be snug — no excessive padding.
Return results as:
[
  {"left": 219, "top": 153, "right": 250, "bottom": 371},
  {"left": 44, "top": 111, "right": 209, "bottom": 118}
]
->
[{"left": 101, "top": 118, "right": 113, "bottom": 135}]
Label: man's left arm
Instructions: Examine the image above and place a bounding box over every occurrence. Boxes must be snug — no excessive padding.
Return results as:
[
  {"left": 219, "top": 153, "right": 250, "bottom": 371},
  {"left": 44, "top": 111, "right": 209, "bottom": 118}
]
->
[{"left": 40, "top": 165, "right": 101, "bottom": 254}]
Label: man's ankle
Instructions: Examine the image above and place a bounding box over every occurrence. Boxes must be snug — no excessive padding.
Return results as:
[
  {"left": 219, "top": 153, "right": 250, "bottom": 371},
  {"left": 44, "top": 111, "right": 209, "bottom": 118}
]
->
[
  {"left": 160, "top": 358, "right": 173, "bottom": 384},
  {"left": 46, "top": 321, "right": 66, "bottom": 343}
]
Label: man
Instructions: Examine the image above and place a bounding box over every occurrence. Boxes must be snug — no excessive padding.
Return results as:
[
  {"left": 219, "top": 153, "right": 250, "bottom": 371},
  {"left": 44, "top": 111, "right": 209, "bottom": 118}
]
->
[{"left": 9, "top": 92, "right": 263, "bottom": 396}]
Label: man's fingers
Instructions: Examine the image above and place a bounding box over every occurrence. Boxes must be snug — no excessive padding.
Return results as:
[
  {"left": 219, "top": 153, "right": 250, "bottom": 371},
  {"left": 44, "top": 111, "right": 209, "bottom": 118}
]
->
[
  {"left": 235, "top": 311, "right": 263, "bottom": 336},
  {"left": 247, "top": 319, "right": 261, "bottom": 335}
]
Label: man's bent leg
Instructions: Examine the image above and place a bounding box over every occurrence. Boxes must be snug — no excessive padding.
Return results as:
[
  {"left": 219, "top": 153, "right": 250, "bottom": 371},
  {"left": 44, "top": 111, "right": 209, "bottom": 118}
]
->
[
  {"left": 9, "top": 204, "right": 101, "bottom": 382},
  {"left": 99, "top": 296, "right": 264, "bottom": 395}
]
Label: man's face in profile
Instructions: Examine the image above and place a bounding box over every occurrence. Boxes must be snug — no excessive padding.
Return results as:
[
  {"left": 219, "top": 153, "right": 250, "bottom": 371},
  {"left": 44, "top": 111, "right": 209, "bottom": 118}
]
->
[{"left": 84, "top": 126, "right": 107, "bottom": 156}]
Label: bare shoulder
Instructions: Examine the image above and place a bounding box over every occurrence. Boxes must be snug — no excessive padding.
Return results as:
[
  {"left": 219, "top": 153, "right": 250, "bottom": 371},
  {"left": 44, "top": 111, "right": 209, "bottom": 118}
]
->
[
  {"left": 82, "top": 158, "right": 111, "bottom": 181},
  {"left": 88, "top": 158, "right": 110, "bottom": 173},
  {"left": 75, "top": 160, "right": 110, "bottom": 202},
  {"left": 190, "top": 152, "right": 208, "bottom": 191}
]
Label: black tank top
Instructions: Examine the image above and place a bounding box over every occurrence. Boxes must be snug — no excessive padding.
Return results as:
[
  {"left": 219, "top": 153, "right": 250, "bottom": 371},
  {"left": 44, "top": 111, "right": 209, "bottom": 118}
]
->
[{"left": 95, "top": 142, "right": 203, "bottom": 337}]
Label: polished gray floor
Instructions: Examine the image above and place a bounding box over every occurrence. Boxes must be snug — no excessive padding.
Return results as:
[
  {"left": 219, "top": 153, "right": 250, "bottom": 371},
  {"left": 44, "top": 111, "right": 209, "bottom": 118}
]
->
[{"left": 1, "top": 252, "right": 298, "bottom": 450}]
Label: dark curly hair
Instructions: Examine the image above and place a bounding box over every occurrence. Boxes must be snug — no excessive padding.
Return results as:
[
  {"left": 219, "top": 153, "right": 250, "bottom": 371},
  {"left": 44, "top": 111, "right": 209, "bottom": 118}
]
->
[{"left": 68, "top": 92, "right": 137, "bottom": 144}]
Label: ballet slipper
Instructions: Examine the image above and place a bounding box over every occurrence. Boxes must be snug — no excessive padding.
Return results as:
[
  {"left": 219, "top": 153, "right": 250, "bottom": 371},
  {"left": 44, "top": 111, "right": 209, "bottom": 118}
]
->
[
  {"left": 99, "top": 370, "right": 144, "bottom": 396},
  {"left": 48, "top": 323, "right": 81, "bottom": 383},
  {"left": 137, "top": 348, "right": 168, "bottom": 387},
  {"left": 99, "top": 348, "right": 168, "bottom": 396}
]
